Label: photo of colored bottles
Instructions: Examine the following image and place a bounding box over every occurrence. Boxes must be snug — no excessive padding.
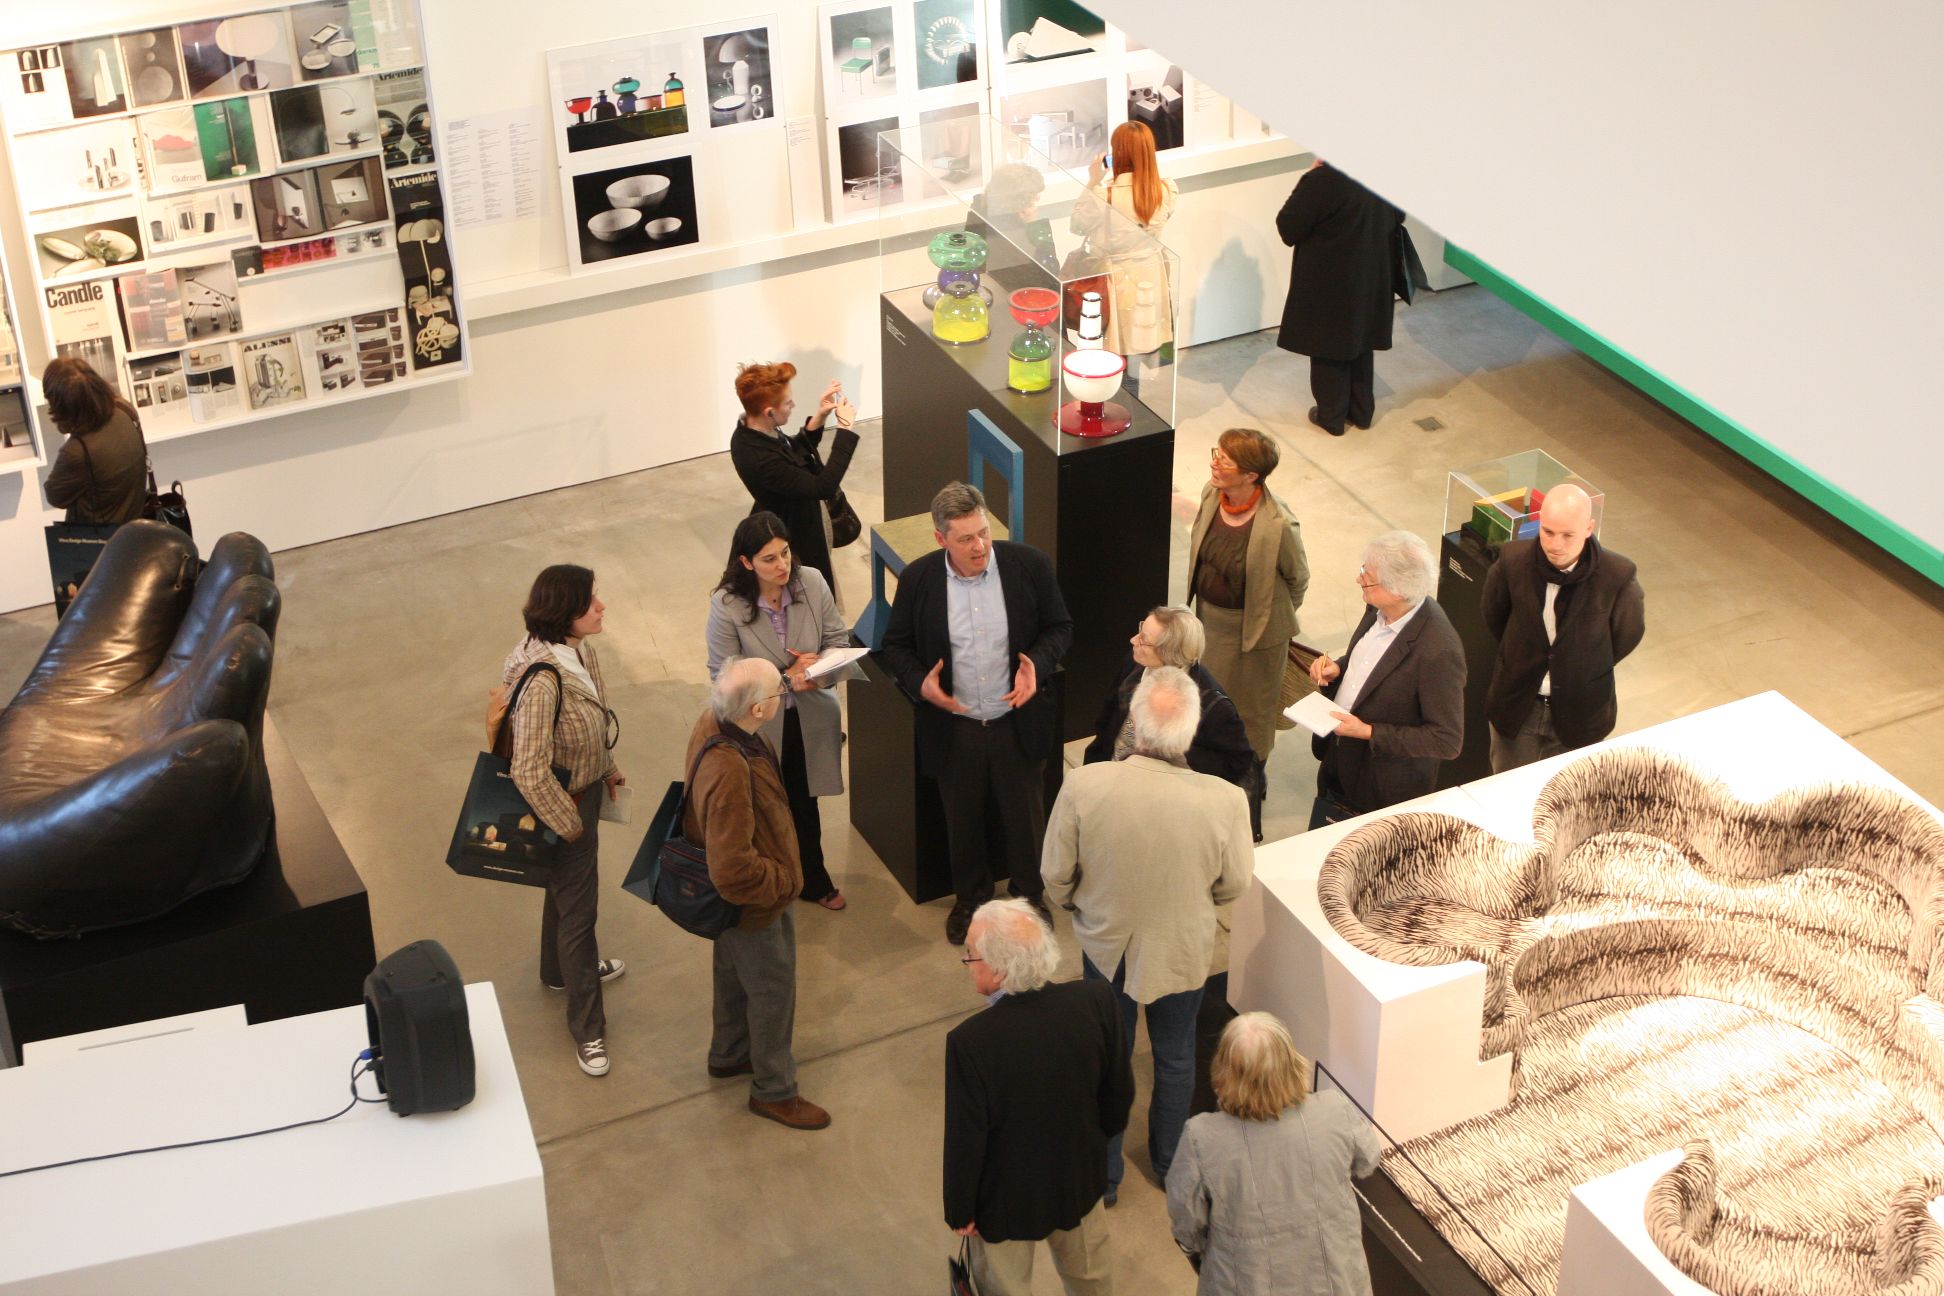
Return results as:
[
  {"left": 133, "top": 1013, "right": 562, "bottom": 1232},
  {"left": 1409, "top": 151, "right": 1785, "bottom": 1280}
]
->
[{"left": 663, "top": 73, "right": 685, "bottom": 108}]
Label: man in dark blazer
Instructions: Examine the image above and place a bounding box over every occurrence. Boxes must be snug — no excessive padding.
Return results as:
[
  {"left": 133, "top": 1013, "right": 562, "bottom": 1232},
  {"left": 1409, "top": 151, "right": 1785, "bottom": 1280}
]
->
[
  {"left": 727, "top": 363, "right": 859, "bottom": 594},
  {"left": 880, "top": 481, "right": 1074, "bottom": 945},
  {"left": 946, "top": 899, "right": 1132, "bottom": 1293},
  {"left": 1306, "top": 530, "right": 1465, "bottom": 827},
  {"left": 1275, "top": 159, "right": 1406, "bottom": 438},
  {"left": 1482, "top": 483, "right": 1645, "bottom": 770}
]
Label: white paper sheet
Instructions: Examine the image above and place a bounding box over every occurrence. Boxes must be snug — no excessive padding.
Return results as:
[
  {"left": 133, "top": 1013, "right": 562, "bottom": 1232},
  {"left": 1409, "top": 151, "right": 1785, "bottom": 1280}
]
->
[
  {"left": 1284, "top": 691, "right": 1348, "bottom": 738},
  {"left": 444, "top": 106, "right": 543, "bottom": 229},
  {"left": 806, "top": 645, "right": 870, "bottom": 679}
]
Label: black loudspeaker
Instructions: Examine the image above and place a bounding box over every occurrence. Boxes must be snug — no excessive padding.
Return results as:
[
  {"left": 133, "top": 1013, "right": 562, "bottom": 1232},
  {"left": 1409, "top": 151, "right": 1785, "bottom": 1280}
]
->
[{"left": 362, "top": 940, "right": 475, "bottom": 1115}]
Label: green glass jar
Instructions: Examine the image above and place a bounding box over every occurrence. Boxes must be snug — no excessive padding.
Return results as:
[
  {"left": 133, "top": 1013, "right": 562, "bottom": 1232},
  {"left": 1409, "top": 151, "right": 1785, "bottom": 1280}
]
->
[
  {"left": 933, "top": 278, "right": 989, "bottom": 345},
  {"left": 1008, "top": 323, "right": 1053, "bottom": 392}
]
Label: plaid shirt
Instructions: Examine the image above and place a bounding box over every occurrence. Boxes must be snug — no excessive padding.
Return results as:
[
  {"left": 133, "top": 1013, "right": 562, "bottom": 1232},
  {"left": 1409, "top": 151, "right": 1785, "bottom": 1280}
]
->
[{"left": 505, "top": 635, "right": 617, "bottom": 838}]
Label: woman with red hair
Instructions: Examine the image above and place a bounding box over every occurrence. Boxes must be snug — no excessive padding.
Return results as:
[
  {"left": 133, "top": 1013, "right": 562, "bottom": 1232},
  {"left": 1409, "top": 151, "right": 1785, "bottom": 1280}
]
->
[
  {"left": 728, "top": 361, "right": 858, "bottom": 598},
  {"left": 1070, "top": 121, "right": 1178, "bottom": 357}
]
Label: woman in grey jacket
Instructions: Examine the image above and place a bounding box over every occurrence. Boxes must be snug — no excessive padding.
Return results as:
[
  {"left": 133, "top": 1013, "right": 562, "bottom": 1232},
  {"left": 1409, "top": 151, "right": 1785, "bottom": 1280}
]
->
[
  {"left": 705, "top": 512, "right": 856, "bottom": 909},
  {"left": 1167, "top": 1012, "right": 1381, "bottom": 1295}
]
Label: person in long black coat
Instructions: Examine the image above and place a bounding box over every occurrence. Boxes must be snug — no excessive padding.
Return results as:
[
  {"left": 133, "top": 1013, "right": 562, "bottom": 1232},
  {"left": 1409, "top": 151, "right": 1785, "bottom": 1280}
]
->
[
  {"left": 1275, "top": 161, "right": 1405, "bottom": 438},
  {"left": 727, "top": 361, "right": 858, "bottom": 595}
]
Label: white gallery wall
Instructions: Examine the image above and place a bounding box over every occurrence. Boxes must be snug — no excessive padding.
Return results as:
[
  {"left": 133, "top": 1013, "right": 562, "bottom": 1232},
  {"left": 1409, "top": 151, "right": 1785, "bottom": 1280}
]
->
[
  {"left": 1093, "top": 0, "right": 1944, "bottom": 566},
  {"left": 0, "top": 0, "right": 1302, "bottom": 613}
]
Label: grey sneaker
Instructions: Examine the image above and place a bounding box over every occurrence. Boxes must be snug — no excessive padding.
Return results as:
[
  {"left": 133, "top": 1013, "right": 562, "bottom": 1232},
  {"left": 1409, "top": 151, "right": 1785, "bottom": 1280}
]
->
[
  {"left": 545, "top": 958, "right": 627, "bottom": 991},
  {"left": 577, "top": 1038, "right": 610, "bottom": 1077}
]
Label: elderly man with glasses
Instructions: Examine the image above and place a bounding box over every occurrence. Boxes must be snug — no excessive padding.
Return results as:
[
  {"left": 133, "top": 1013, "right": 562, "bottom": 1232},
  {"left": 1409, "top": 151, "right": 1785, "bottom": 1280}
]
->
[
  {"left": 945, "top": 898, "right": 1133, "bottom": 1295},
  {"left": 1304, "top": 530, "right": 1466, "bottom": 829}
]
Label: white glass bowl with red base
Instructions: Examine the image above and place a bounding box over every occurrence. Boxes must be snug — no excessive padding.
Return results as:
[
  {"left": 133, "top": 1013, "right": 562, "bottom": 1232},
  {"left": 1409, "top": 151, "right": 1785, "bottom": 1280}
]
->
[{"left": 1056, "top": 349, "right": 1131, "bottom": 438}]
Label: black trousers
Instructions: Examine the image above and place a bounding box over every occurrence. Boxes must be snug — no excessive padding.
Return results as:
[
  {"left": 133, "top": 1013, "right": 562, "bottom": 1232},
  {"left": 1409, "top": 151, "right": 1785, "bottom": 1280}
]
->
[
  {"left": 779, "top": 707, "right": 833, "bottom": 900},
  {"left": 1309, "top": 350, "right": 1376, "bottom": 432},
  {"left": 940, "top": 713, "right": 1046, "bottom": 908}
]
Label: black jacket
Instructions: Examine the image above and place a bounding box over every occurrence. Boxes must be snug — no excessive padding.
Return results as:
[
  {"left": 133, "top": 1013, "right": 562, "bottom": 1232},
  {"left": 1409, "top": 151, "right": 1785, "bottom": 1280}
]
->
[
  {"left": 728, "top": 418, "right": 860, "bottom": 590},
  {"left": 879, "top": 541, "right": 1074, "bottom": 778},
  {"left": 43, "top": 409, "right": 148, "bottom": 525},
  {"left": 944, "top": 980, "right": 1133, "bottom": 1242},
  {"left": 1312, "top": 599, "right": 1465, "bottom": 813},
  {"left": 1275, "top": 164, "right": 1404, "bottom": 360},
  {"left": 1481, "top": 538, "right": 1645, "bottom": 748},
  {"left": 1082, "top": 655, "right": 1255, "bottom": 789}
]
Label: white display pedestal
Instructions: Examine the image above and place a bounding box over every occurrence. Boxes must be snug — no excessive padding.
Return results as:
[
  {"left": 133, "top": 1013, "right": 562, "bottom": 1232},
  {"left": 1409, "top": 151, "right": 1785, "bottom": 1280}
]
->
[
  {"left": 1230, "top": 691, "right": 1941, "bottom": 1145},
  {"left": 0, "top": 982, "right": 551, "bottom": 1295}
]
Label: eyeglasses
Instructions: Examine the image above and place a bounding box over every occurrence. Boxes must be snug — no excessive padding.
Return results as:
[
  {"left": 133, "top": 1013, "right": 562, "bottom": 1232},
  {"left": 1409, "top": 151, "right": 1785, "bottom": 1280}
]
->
[
  {"left": 960, "top": 954, "right": 984, "bottom": 965},
  {"left": 1355, "top": 565, "right": 1381, "bottom": 589},
  {"left": 1209, "top": 449, "right": 1238, "bottom": 471}
]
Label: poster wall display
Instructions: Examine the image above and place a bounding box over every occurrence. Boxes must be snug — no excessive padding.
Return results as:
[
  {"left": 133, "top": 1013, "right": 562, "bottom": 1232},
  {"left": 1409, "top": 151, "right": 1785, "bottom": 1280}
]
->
[
  {"left": 567, "top": 154, "right": 702, "bottom": 268},
  {"left": 547, "top": 32, "right": 696, "bottom": 157},
  {"left": 119, "top": 28, "right": 188, "bottom": 107},
  {"left": 820, "top": 2, "right": 904, "bottom": 108},
  {"left": 996, "top": 0, "right": 1105, "bottom": 66},
  {"left": 0, "top": 248, "right": 35, "bottom": 465},
  {"left": 0, "top": 0, "right": 468, "bottom": 438},
  {"left": 914, "top": 0, "right": 983, "bottom": 90},
  {"left": 32, "top": 207, "right": 146, "bottom": 281},
  {"left": 1122, "top": 49, "right": 1184, "bottom": 151},
  {"left": 828, "top": 112, "right": 907, "bottom": 218},
  {"left": 178, "top": 13, "right": 296, "bottom": 97},
  {"left": 996, "top": 75, "right": 1110, "bottom": 170},
  {"left": 698, "top": 21, "right": 777, "bottom": 131}
]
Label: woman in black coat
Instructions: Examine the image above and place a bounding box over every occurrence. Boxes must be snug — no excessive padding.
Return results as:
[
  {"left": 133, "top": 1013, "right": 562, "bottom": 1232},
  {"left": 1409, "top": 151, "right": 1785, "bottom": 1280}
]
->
[
  {"left": 1275, "top": 161, "right": 1404, "bottom": 438},
  {"left": 1084, "top": 605, "right": 1262, "bottom": 838},
  {"left": 727, "top": 361, "right": 858, "bottom": 598}
]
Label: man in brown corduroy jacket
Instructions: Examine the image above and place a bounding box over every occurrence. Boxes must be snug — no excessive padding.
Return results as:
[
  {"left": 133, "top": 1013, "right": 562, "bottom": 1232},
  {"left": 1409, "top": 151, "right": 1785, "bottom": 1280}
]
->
[{"left": 684, "top": 656, "right": 831, "bottom": 1131}]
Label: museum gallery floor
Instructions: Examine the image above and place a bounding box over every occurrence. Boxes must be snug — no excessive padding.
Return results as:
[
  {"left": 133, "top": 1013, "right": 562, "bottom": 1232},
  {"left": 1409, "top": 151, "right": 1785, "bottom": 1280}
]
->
[{"left": 1320, "top": 728, "right": 1944, "bottom": 1294}]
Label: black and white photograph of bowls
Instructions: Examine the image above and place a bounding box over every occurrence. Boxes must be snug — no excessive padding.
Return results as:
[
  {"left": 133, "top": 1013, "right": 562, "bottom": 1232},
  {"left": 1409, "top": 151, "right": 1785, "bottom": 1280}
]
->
[{"left": 572, "top": 155, "right": 700, "bottom": 268}]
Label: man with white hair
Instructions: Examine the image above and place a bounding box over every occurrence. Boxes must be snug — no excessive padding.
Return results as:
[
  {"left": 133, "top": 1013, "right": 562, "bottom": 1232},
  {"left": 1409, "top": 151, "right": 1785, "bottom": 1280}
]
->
[
  {"left": 1481, "top": 482, "right": 1645, "bottom": 770},
  {"left": 1042, "top": 666, "right": 1254, "bottom": 1203},
  {"left": 682, "top": 655, "right": 830, "bottom": 1131},
  {"left": 1306, "top": 529, "right": 1465, "bottom": 827},
  {"left": 944, "top": 899, "right": 1132, "bottom": 1295}
]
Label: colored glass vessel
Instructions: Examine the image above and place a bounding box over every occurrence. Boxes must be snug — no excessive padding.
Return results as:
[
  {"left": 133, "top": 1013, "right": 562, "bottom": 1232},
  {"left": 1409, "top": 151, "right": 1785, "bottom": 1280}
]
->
[
  {"left": 613, "top": 75, "right": 640, "bottom": 113},
  {"left": 1007, "top": 287, "right": 1060, "bottom": 393},
  {"left": 925, "top": 230, "right": 991, "bottom": 344},
  {"left": 1056, "top": 348, "right": 1131, "bottom": 438},
  {"left": 663, "top": 73, "right": 685, "bottom": 108}
]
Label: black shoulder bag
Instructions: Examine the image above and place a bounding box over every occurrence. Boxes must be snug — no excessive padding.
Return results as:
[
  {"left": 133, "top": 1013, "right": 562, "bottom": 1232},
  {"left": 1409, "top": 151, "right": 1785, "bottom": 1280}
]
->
[
  {"left": 446, "top": 662, "right": 570, "bottom": 887},
  {"left": 623, "top": 735, "right": 747, "bottom": 939}
]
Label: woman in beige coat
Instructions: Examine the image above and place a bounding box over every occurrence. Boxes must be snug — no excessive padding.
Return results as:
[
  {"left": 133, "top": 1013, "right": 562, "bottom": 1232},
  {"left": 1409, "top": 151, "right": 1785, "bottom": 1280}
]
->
[
  {"left": 1188, "top": 428, "right": 1310, "bottom": 806},
  {"left": 1070, "top": 121, "right": 1178, "bottom": 357}
]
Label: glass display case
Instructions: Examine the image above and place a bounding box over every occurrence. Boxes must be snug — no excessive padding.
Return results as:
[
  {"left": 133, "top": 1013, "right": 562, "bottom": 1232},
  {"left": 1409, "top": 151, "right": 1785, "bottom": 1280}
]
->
[
  {"left": 1444, "top": 450, "right": 1604, "bottom": 555},
  {"left": 876, "top": 115, "right": 1179, "bottom": 441}
]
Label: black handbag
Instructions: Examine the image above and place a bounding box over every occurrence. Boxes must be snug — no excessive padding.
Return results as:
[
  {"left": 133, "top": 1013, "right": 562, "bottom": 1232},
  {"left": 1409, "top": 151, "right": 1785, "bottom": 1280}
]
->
[
  {"left": 622, "top": 735, "right": 746, "bottom": 939},
  {"left": 1393, "top": 221, "right": 1429, "bottom": 305},
  {"left": 446, "top": 663, "right": 570, "bottom": 887},
  {"left": 43, "top": 521, "right": 120, "bottom": 616},
  {"left": 948, "top": 1236, "right": 979, "bottom": 1295},
  {"left": 143, "top": 463, "right": 192, "bottom": 536},
  {"left": 827, "top": 487, "right": 863, "bottom": 548}
]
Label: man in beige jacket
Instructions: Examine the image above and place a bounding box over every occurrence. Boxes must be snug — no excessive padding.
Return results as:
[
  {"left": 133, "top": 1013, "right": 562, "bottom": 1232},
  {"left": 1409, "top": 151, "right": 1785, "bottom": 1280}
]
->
[{"left": 1042, "top": 666, "right": 1254, "bottom": 1202}]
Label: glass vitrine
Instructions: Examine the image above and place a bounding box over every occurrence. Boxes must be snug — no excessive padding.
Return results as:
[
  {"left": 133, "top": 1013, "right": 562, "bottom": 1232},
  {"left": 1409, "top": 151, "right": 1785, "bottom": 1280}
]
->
[
  {"left": 876, "top": 115, "right": 1179, "bottom": 440},
  {"left": 1444, "top": 450, "right": 1604, "bottom": 555}
]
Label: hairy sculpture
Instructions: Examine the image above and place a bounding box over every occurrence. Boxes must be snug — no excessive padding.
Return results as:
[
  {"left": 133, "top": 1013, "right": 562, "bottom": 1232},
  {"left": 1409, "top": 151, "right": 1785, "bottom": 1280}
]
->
[
  {"left": 0, "top": 522, "right": 280, "bottom": 938},
  {"left": 1320, "top": 749, "right": 1944, "bottom": 1295}
]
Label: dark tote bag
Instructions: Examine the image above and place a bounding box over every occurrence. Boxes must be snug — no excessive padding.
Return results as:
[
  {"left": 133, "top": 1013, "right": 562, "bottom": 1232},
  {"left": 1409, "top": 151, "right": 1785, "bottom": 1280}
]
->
[
  {"left": 948, "top": 1236, "right": 979, "bottom": 1295},
  {"left": 446, "top": 663, "right": 569, "bottom": 887},
  {"left": 43, "top": 522, "right": 120, "bottom": 616},
  {"left": 1393, "top": 221, "right": 1429, "bottom": 305},
  {"left": 622, "top": 736, "right": 746, "bottom": 939}
]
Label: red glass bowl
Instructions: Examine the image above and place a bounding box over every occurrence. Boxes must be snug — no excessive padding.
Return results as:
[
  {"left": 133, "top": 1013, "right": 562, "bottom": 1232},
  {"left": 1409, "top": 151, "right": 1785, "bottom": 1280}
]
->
[{"left": 1009, "top": 287, "right": 1060, "bottom": 329}]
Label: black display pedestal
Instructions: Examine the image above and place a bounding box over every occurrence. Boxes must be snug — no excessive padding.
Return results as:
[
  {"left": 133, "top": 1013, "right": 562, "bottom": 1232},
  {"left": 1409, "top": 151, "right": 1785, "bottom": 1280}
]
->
[
  {"left": 0, "top": 716, "right": 375, "bottom": 1066},
  {"left": 1436, "top": 529, "right": 1499, "bottom": 790},
  {"left": 848, "top": 649, "right": 1064, "bottom": 905},
  {"left": 879, "top": 286, "right": 1174, "bottom": 743}
]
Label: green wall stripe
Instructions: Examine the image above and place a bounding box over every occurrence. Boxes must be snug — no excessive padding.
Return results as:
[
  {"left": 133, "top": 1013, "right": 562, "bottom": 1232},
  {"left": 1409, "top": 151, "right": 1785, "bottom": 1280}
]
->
[{"left": 1442, "top": 242, "right": 1943, "bottom": 587}]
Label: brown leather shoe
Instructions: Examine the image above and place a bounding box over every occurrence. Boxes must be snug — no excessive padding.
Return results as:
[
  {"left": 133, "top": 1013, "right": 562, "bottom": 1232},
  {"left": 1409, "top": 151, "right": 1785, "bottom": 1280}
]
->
[{"left": 749, "top": 1095, "right": 831, "bottom": 1130}]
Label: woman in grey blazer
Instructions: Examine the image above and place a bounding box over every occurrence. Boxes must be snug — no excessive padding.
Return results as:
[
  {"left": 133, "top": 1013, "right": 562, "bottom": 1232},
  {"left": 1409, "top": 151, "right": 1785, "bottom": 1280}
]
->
[
  {"left": 1167, "top": 1012, "right": 1381, "bottom": 1295},
  {"left": 706, "top": 512, "right": 855, "bottom": 909}
]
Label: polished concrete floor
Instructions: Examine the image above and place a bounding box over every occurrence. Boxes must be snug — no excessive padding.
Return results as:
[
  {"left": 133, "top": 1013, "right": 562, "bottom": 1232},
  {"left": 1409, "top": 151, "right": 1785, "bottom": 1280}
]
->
[{"left": 3, "top": 282, "right": 1941, "bottom": 1295}]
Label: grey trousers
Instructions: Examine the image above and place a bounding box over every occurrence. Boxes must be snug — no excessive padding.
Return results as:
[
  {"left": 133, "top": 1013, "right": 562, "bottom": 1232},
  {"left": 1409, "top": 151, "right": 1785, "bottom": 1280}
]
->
[
  {"left": 710, "top": 909, "right": 798, "bottom": 1103},
  {"left": 1489, "top": 699, "right": 1572, "bottom": 773},
  {"left": 540, "top": 785, "right": 605, "bottom": 1046}
]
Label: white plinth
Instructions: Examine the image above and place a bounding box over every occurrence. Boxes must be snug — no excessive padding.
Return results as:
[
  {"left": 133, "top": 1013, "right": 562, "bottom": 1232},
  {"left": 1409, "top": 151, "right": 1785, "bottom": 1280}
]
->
[
  {"left": 1229, "top": 692, "right": 1943, "bottom": 1146},
  {"left": 0, "top": 982, "right": 551, "bottom": 1295}
]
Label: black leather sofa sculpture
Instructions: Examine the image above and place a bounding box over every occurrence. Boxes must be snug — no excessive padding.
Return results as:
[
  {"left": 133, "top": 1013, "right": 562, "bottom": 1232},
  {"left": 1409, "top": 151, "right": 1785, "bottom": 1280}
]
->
[{"left": 0, "top": 522, "right": 280, "bottom": 938}]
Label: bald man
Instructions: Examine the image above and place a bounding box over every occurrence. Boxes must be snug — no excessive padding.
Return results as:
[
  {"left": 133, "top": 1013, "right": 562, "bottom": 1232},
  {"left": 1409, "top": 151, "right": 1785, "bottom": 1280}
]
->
[{"left": 1480, "top": 484, "right": 1645, "bottom": 770}]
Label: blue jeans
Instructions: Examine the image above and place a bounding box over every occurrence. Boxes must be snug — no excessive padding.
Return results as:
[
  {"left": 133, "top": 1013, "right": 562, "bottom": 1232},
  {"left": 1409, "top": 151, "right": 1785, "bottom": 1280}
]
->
[{"left": 1083, "top": 953, "right": 1203, "bottom": 1186}]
